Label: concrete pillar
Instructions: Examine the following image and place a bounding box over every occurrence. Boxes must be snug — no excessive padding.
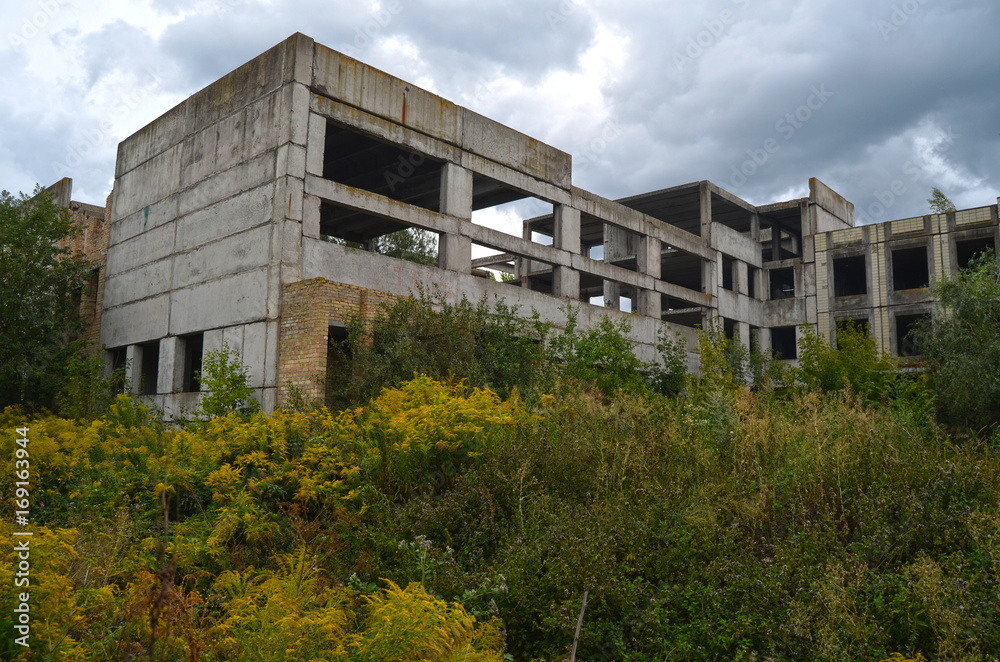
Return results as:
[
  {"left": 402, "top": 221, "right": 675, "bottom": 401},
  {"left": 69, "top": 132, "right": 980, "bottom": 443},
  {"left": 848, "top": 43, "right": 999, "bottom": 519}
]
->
[
  {"left": 125, "top": 344, "right": 142, "bottom": 395},
  {"left": 737, "top": 321, "right": 751, "bottom": 349},
  {"left": 438, "top": 163, "right": 472, "bottom": 273},
  {"left": 750, "top": 213, "right": 760, "bottom": 241},
  {"left": 735, "top": 260, "right": 749, "bottom": 296},
  {"left": 771, "top": 225, "right": 782, "bottom": 262},
  {"left": 758, "top": 328, "right": 772, "bottom": 356},
  {"left": 553, "top": 205, "right": 580, "bottom": 252},
  {"left": 603, "top": 281, "right": 620, "bottom": 310},
  {"left": 553, "top": 205, "right": 580, "bottom": 299},
  {"left": 638, "top": 234, "right": 662, "bottom": 318},
  {"left": 158, "top": 336, "right": 183, "bottom": 394}
]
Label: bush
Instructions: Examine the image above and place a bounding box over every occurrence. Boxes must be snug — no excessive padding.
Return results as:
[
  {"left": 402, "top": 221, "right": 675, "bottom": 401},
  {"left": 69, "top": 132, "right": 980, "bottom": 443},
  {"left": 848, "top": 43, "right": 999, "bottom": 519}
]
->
[{"left": 197, "top": 342, "right": 260, "bottom": 419}]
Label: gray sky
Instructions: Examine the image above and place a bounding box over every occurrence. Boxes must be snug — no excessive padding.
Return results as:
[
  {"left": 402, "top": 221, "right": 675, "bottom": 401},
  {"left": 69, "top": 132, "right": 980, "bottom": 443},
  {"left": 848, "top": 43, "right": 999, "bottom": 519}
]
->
[{"left": 2, "top": 0, "right": 998, "bottom": 225}]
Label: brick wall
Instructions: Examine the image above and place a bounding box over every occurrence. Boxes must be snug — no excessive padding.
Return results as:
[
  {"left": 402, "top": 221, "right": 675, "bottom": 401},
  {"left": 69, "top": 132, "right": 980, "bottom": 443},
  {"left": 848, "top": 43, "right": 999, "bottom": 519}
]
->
[
  {"left": 59, "top": 195, "right": 111, "bottom": 352},
  {"left": 277, "top": 278, "right": 396, "bottom": 406}
]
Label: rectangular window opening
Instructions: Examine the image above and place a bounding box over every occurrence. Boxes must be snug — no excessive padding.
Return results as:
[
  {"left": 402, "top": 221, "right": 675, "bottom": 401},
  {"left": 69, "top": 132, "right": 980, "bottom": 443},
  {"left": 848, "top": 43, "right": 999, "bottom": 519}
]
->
[
  {"left": 892, "top": 245, "right": 930, "bottom": 290},
  {"left": 769, "top": 267, "right": 795, "bottom": 300},
  {"left": 660, "top": 248, "right": 704, "bottom": 292},
  {"left": 896, "top": 313, "right": 930, "bottom": 357},
  {"left": 833, "top": 255, "right": 867, "bottom": 297},
  {"left": 835, "top": 317, "right": 870, "bottom": 349},
  {"left": 723, "top": 318, "right": 737, "bottom": 340},
  {"left": 182, "top": 333, "right": 204, "bottom": 393},
  {"left": 771, "top": 326, "right": 797, "bottom": 360},
  {"left": 319, "top": 201, "right": 439, "bottom": 267},
  {"left": 604, "top": 224, "right": 641, "bottom": 273},
  {"left": 323, "top": 119, "right": 443, "bottom": 212},
  {"left": 661, "top": 295, "right": 701, "bottom": 328},
  {"left": 139, "top": 341, "right": 159, "bottom": 396},
  {"left": 108, "top": 347, "right": 127, "bottom": 395},
  {"left": 956, "top": 236, "right": 995, "bottom": 270},
  {"left": 470, "top": 174, "right": 554, "bottom": 240},
  {"left": 326, "top": 325, "right": 351, "bottom": 408}
]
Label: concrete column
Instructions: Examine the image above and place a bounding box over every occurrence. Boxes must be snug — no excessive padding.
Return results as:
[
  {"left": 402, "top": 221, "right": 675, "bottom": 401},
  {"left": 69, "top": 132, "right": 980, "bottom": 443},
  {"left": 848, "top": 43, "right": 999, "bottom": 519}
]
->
[
  {"left": 700, "top": 183, "right": 712, "bottom": 240},
  {"left": 438, "top": 163, "right": 472, "bottom": 273},
  {"left": 758, "top": 328, "right": 772, "bottom": 356},
  {"left": 125, "top": 344, "right": 142, "bottom": 395},
  {"left": 638, "top": 234, "right": 661, "bottom": 318},
  {"left": 735, "top": 260, "right": 749, "bottom": 296},
  {"left": 738, "top": 321, "right": 751, "bottom": 349},
  {"left": 158, "top": 336, "right": 183, "bottom": 394},
  {"left": 553, "top": 205, "right": 580, "bottom": 252},
  {"left": 552, "top": 205, "right": 580, "bottom": 299},
  {"left": 771, "top": 225, "right": 782, "bottom": 261},
  {"left": 750, "top": 213, "right": 761, "bottom": 241},
  {"left": 603, "top": 281, "right": 620, "bottom": 310}
]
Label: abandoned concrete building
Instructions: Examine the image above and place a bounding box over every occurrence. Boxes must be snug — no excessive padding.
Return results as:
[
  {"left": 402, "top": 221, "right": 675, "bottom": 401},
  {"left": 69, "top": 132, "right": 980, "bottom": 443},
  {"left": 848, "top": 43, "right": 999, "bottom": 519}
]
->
[{"left": 59, "top": 33, "right": 997, "bottom": 416}]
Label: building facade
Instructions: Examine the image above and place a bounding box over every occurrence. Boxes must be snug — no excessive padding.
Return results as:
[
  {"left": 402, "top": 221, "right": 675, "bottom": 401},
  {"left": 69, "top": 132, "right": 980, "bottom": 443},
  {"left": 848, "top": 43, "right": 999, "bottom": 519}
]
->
[{"left": 71, "top": 33, "right": 995, "bottom": 416}]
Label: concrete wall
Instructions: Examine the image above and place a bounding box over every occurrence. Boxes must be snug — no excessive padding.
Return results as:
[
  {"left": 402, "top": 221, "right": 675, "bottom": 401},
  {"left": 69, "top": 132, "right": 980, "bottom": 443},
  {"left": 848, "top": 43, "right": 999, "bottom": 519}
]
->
[{"left": 101, "top": 33, "right": 316, "bottom": 411}]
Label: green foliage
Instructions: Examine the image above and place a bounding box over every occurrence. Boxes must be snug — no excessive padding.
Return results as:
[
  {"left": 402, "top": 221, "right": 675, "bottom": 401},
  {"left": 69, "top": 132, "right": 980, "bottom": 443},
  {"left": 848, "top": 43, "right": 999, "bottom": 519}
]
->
[
  {"left": 3, "top": 366, "right": 1000, "bottom": 661},
  {"left": 648, "top": 326, "right": 688, "bottom": 395},
  {"left": 928, "top": 187, "right": 957, "bottom": 214},
  {"left": 374, "top": 227, "right": 438, "bottom": 266},
  {"left": 56, "top": 343, "right": 128, "bottom": 420},
  {"left": 912, "top": 250, "right": 1000, "bottom": 436},
  {"left": 547, "top": 306, "right": 648, "bottom": 394},
  {"left": 197, "top": 341, "right": 260, "bottom": 419},
  {"left": 0, "top": 187, "right": 92, "bottom": 409},
  {"left": 333, "top": 287, "right": 550, "bottom": 406},
  {"left": 794, "top": 321, "right": 897, "bottom": 402}
]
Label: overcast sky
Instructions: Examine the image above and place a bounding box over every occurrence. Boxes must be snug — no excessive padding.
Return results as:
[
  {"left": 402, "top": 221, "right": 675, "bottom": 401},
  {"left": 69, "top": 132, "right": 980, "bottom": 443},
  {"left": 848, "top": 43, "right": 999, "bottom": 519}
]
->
[{"left": 2, "top": 0, "right": 998, "bottom": 226}]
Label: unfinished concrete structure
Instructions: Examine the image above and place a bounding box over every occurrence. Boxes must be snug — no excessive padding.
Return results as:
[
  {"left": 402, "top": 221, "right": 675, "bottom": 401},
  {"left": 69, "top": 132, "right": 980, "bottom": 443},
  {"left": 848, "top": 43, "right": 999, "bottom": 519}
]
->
[{"left": 87, "top": 33, "right": 998, "bottom": 415}]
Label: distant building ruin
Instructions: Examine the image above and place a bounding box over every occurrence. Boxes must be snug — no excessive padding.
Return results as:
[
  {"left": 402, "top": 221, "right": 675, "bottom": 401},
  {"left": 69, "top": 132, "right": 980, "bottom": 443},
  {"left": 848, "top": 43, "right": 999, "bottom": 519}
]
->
[{"left": 59, "top": 33, "right": 998, "bottom": 415}]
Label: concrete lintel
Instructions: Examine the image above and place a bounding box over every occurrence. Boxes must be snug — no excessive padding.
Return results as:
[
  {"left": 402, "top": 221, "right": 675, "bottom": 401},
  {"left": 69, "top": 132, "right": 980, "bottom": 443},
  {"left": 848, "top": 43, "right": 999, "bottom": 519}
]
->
[
  {"left": 310, "top": 95, "right": 465, "bottom": 167},
  {"left": 571, "top": 186, "right": 713, "bottom": 260},
  {"left": 706, "top": 182, "right": 757, "bottom": 214},
  {"left": 304, "top": 174, "right": 461, "bottom": 235}
]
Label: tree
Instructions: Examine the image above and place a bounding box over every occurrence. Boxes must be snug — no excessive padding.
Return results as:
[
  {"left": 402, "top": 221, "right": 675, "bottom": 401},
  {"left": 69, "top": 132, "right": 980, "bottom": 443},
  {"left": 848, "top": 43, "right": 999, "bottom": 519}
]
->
[
  {"left": 928, "top": 187, "right": 957, "bottom": 214},
  {"left": 0, "top": 186, "right": 91, "bottom": 408},
  {"left": 375, "top": 227, "right": 438, "bottom": 266},
  {"left": 912, "top": 250, "right": 1000, "bottom": 437}
]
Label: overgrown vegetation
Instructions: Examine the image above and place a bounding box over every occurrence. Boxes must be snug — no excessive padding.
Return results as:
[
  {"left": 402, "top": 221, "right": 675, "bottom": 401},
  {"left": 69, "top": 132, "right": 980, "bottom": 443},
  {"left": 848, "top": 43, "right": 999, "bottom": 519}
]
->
[
  {"left": 0, "top": 187, "right": 92, "bottom": 409},
  {"left": 913, "top": 250, "right": 1000, "bottom": 438},
  {"left": 3, "top": 252, "right": 1000, "bottom": 660}
]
